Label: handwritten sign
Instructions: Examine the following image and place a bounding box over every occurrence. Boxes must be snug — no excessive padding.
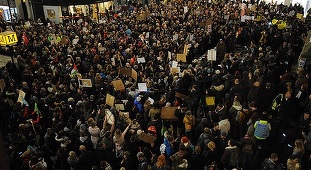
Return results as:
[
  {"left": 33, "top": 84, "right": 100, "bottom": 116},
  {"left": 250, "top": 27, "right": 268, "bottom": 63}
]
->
[
  {"left": 78, "top": 79, "right": 92, "bottom": 87},
  {"left": 106, "top": 93, "right": 115, "bottom": 107},
  {"left": 205, "top": 96, "right": 215, "bottom": 106},
  {"left": 161, "top": 107, "right": 178, "bottom": 120},
  {"left": 138, "top": 132, "right": 157, "bottom": 144},
  {"left": 112, "top": 79, "right": 125, "bottom": 91},
  {"left": 138, "top": 83, "right": 148, "bottom": 91}
]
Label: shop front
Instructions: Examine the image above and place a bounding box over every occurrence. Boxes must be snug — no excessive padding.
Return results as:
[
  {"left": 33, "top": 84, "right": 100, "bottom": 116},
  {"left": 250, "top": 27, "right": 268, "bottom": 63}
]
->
[{"left": 32, "top": 0, "right": 113, "bottom": 23}]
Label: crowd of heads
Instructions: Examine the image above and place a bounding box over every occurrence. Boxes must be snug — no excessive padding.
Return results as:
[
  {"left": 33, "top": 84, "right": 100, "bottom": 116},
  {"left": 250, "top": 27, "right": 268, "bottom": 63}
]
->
[{"left": 0, "top": 0, "right": 311, "bottom": 170}]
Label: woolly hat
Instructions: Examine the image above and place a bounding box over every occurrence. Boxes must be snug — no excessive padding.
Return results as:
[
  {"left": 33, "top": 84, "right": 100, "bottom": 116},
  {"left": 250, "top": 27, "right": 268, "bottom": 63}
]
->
[{"left": 181, "top": 136, "right": 189, "bottom": 143}]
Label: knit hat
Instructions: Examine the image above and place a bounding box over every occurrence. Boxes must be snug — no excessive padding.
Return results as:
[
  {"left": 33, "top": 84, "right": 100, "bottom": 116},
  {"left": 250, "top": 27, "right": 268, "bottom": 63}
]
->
[{"left": 181, "top": 136, "right": 189, "bottom": 143}]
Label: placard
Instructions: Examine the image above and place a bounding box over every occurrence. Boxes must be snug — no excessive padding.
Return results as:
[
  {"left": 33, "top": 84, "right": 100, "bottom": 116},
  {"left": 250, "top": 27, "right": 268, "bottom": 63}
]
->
[
  {"left": 296, "top": 13, "right": 303, "bottom": 19},
  {"left": 161, "top": 107, "right": 178, "bottom": 120},
  {"left": 172, "top": 61, "right": 178, "bottom": 68},
  {"left": 183, "top": 44, "right": 188, "bottom": 54},
  {"left": 119, "top": 111, "right": 131, "bottom": 124},
  {"left": 106, "top": 93, "right": 115, "bottom": 107},
  {"left": 171, "top": 67, "right": 180, "bottom": 75},
  {"left": 137, "top": 14, "right": 146, "bottom": 21},
  {"left": 112, "top": 79, "right": 125, "bottom": 91},
  {"left": 137, "top": 57, "right": 146, "bottom": 63},
  {"left": 115, "top": 103, "right": 125, "bottom": 111},
  {"left": 205, "top": 96, "right": 215, "bottom": 106},
  {"left": 105, "top": 109, "right": 115, "bottom": 125},
  {"left": 138, "top": 83, "right": 148, "bottom": 91},
  {"left": 119, "top": 67, "right": 132, "bottom": 76},
  {"left": 78, "top": 79, "right": 92, "bottom": 87},
  {"left": 131, "top": 69, "right": 138, "bottom": 81},
  {"left": 177, "top": 54, "right": 186, "bottom": 62},
  {"left": 138, "top": 132, "right": 157, "bottom": 144},
  {"left": 208, "top": 49, "right": 217, "bottom": 61}
]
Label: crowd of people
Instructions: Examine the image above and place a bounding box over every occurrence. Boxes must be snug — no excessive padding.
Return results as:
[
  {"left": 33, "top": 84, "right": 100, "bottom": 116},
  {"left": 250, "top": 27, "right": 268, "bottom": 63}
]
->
[{"left": 0, "top": 0, "right": 311, "bottom": 170}]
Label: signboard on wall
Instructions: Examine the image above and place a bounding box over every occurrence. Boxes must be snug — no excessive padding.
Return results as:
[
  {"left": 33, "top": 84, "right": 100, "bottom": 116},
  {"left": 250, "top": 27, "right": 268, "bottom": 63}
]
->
[{"left": 43, "top": 5, "right": 60, "bottom": 24}]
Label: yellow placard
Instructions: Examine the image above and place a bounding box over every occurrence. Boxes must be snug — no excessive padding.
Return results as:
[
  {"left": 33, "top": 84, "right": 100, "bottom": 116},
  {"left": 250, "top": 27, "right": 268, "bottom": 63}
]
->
[
  {"left": 205, "top": 96, "right": 215, "bottom": 106},
  {"left": 0, "top": 31, "right": 18, "bottom": 46},
  {"left": 296, "top": 13, "right": 303, "bottom": 19},
  {"left": 272, "top": 19, "right": 278, "bottom": 25},
  {"left": 112, "top": 79, "right": 125, "bottom": 91},
  {"left": 278, "top": 21, "right": 287, "bottom": 29},
  {"left": 177, "top": 54, "right": 186, "bottom": 62},
  {"left": 106, "top": 93, "right": 115, "bottom": 107}
]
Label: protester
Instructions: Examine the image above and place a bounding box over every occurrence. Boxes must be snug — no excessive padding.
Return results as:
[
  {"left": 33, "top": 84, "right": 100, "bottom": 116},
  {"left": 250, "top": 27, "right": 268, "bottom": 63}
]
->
[{"left": 0, "top": 1, "right": 310, "bottom": 170}]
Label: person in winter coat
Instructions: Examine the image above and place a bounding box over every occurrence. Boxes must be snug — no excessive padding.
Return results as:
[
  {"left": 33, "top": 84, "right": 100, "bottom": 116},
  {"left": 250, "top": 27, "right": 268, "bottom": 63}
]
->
[
  {"left": 151, "top": 154, "right": 171, "bottom": 170},
  {"left": 287, "top": 155, "right": 301, "bottom": 170},
  {"left": 221, "top": 139, "right": 241, "bottom": 169},
  {"left": 162, "top": 135, "right": 174, "bottom": 157},
  {"left": 254, "top": 112, "right": 271, "bottom": 148},
  {"left": 67, "top": 151, "right": 78, "bottom": 170},
  {"left": 183, "top": 111, "right": 195, "bottom": 140},
  {"left": 189, "top": 146, "right": 205, "bottom": 170},
  {"left": 134, "top": 96, "right": 144, "bottom": 114},
  {"left": 261, "top": 153, "right": 279, "bottom": 170}
]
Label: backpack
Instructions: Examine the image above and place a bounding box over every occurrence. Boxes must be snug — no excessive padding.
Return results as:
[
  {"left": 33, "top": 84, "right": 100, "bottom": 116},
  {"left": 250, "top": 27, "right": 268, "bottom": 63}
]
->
[
  {"left": 242, "top": 144, "right": 253, "bottom": 155},
  {"left": 197, "top": 133, "right": 211, "bottom": 150},
  {"left": 229, "top": 148, "right": 240, "bottom": 167}
]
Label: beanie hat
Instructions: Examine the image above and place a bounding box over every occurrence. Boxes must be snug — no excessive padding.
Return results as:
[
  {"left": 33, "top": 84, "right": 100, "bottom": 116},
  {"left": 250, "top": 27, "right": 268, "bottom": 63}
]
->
[{"left": 181, "top": 136, "right": 189, "bottom": 143}]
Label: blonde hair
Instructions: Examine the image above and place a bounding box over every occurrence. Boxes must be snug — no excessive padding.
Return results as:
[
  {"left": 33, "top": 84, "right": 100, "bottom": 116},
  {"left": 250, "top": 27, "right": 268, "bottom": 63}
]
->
[
  {"left": 156, "top": 154, "right": 167, "bottom": 168},
  {"left": 69, "top": 151, "right": 76, "bottom": 158},
  {"left": 294, "top": 139, "right": 305, "bottom": 154}
]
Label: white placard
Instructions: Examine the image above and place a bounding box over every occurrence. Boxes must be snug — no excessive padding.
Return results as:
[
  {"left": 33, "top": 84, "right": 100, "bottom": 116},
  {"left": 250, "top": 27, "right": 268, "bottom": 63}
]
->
[
  {"left": 224, "top": 15, "right": 229, "bottom": 19},
  {"left": 72, "top": 38, "right": 79, "bottom": 45},
  {"left": 146, "top": 32, "right": 150, "bottom": 38},
  {"left": 184, "top": 6, "right": 188, "bottom": 13},
  {"left": 172, "top": 61, "right": 178, "bottom": 68},
  {"left": 138, "top": 83, "right": 148, "bottom": 91},
  {"left": 208, "top": 49, "right": 217, "bottom": 61},
  {"left": 137, "top": 57, "right": 146, "bottom": 63}
]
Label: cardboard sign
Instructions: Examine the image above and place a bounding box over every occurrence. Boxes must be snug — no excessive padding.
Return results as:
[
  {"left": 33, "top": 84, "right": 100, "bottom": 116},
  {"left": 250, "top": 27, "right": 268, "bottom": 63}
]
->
[
  {"left": 119, "top": 111, "right": 131, "bottom": 124},
  {"left": 177, "top": 54, "right": 186, "bottom": 62},
  {"left": 171, "top": 67, "right": 180, "bottom": 75},
  {"left": 131, "top": 69, "right": 138, "bottom": 81},
  {"left": 138, "top": 83, "right": 148, "bottom": 91},
  {"left": 296, "top": 13, "right": 303, "bottom": 19},
  {"left": 105, "top": 109, "right": 115, "bottom": 125},
  {"left": 115, "top": 103, "right": 125, "bottom": 111},
  {"left": 138, "top": 132, "right": 157, "bottom": 144},
  {"left": 206, "top": 96, "right": 215, "bottom": 106},
  {"left": 173, "top": 34, "right": 178, "bottom": 41},
  {"left": 78, "top": 79, "right": 92, "bottom": 87},
  {"left": 106, "top": 93, "right": 115, "bottom": 107},
  {"left": 175, "top": 92, "right": 190, "bottom": 100},
  {"left": 119, "top": 67, "right": 132, "bottom": 76},
  {"left": 0, "top": 79, "right": 6, "bottom": 90},
  {"left": 161, "top": 107, "right": 178, "bottom": 120},
  {"left": 112, "top": 79, "right": 125, "bottom": 91}
]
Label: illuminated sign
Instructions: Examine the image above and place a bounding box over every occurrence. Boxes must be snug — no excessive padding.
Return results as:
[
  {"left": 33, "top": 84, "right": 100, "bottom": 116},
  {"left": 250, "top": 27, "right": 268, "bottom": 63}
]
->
[{"left": 0, "top": 31, "right": 18, "bottom": 46}]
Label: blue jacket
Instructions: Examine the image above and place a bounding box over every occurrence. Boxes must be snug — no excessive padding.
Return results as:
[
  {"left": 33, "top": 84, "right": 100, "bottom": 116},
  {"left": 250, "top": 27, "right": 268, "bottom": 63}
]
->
[
  {"left": 134, "top": 100, "right": 144, "bottom": 114},
  {"left": 164, "top": 138, "right": 174, "bottom": 157}
]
